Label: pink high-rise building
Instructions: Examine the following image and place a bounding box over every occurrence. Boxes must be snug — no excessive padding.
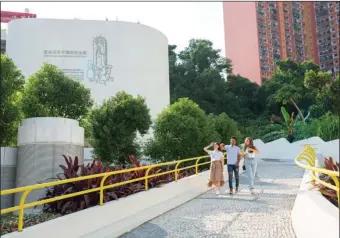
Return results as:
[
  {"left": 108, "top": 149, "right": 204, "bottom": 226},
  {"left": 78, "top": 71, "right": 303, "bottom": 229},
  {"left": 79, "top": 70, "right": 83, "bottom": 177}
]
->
[
  {"left": 223, "top": 2, "right": 261, "bottom": 85},
  {"left": 223, "top": 2, "right": 340, "bottom": 85}
]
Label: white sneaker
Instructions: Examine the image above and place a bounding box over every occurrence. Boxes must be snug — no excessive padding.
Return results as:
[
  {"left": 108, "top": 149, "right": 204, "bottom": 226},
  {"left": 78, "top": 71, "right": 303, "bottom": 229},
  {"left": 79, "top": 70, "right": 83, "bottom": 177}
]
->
[{"left": 216, "top": 191, "right": 221, "bottom": 195}]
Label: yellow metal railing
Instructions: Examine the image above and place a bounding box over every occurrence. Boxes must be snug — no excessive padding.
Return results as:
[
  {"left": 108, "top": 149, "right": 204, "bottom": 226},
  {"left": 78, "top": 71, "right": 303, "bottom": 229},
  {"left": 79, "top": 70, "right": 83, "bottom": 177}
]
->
[
  {"left": 1, "top": 154, "right": 215, "bottom": 232},
  {"left": 295, "top": 144, "right": 340, "bottom": 207}
]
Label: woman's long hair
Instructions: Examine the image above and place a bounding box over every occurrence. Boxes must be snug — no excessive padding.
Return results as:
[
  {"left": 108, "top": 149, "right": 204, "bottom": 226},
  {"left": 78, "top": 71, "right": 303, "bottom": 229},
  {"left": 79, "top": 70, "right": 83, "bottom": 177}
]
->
[
  {"left": 243, "top": 137, "right": 255, "bottom": 151},
  {"left": 214, "top": 142, "right": 221, "bottom": 151}
]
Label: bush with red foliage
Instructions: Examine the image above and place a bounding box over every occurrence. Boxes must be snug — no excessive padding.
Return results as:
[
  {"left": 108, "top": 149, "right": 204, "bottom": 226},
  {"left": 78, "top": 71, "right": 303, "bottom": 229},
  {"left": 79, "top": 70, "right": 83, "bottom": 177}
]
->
[
  {"left": 40, "top": 154, "right": 196, "bottom": 214},
  {"left": 313, "top": 156, "right": 340, "bottom": 207}
]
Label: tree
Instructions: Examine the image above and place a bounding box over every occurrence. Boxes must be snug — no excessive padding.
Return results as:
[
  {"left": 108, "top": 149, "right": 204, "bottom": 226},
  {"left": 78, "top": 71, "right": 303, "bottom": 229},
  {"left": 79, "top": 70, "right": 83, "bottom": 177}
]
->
[
  {"left": 178, "top": 39, "right": 232, "bottom": 74},
  {"left": 206, "top": 113, "right": 242, "bottom": 144},
  {"left": 0, "top": 54, "right": 25, "bottom": 146},
  {"left": 169, "top": 40, "right": 232, "bottom": 115},
  {"left": 89, "top": 91, "right": 151, "bottom": 165},
  {"left": 21, "top": 63, "right": 93, "bottom": 120},
  {"left": 257, "top": 59, "right": 319, "bottom": 124},
  {"left": 271, "top": 60, "right": 318, "bottom": 110},
  {"left": 224, "top": 75, "right": 261, "bottom": 124},
  {"left": 304, "top": 70, "right": 339, "bottom": 117},
  {"left": 145, "top": 98, "right": 219, "bottom": 162}
]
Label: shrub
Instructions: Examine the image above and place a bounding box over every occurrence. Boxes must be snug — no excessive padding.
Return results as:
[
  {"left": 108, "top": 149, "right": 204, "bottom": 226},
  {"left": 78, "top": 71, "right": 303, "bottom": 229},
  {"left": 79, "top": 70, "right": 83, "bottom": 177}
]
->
[
  {"left": 40, "top": 155, "right": 196, "bottom": 215},
  {"left": 260, "top": 124, "right": 285, "bottom": 143},
  {"left": 145, "top": 98, "right": 218, "bottom": 162},
  {"left": 294, "top": 113, "right": 339, "bottom": 141},
  {"left": 89, "top": 91, "right": 152, "bottom": 165},
  {"left": 21, "top": 63, "right": 93, "bottom": 120},
  {"left": 313, "top": 113, "right": 340, "bottom": 141}
]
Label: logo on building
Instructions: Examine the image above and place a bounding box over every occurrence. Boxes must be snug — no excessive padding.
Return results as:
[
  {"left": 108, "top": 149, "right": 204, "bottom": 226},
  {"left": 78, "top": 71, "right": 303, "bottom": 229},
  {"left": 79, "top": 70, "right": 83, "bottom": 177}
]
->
[{"left": 86, "top": 36, "right": 114, "bottom": 85}]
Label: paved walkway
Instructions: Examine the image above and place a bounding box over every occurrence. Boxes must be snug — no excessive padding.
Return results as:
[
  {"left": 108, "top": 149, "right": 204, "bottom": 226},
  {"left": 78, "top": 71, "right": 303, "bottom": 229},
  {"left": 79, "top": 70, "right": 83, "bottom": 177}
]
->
[{"left": 121, "top": 159, "right": 304, "bottom": 238}]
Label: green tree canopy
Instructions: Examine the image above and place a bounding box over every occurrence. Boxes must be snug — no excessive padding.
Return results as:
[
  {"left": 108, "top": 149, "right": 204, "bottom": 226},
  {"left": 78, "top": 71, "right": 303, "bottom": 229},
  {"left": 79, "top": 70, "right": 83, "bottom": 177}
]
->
[
  {"left": 21, "top": 63, "right": 93, "bottom": 120},
  {"left": 169, "top": 40, "right": 232, "bottom": 115},
  {"left": 271, "top": 60, "right": 318, "bottom": 107},
  {"left": 206, "top": 113, "right": 242, "bottom": 144},
  {"left": 89, "top": 91, "right": 152, "bottom": 165},
  {"left": 223, "top": 75, "right": 261, "bottom": 124},
  {"left": 304, "top": 70, "right": 339, "bottom": 116},
  {"left": 145, "top": 98, "right": 219, "bottom": 162},
  {"left": 0, "top": 54, "right": 25, "bottom": 146}
]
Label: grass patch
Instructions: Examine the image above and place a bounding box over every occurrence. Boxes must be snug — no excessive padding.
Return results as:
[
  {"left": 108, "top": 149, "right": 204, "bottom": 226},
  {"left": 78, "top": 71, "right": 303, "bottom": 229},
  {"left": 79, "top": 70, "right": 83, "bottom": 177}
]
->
[{"left": 1, "top": 213, "right": 61, "bottom": 235}]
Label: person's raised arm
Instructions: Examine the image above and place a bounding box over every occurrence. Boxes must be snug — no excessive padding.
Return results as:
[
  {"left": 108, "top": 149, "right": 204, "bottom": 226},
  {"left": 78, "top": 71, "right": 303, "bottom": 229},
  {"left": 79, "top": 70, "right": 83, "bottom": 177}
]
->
[{"left": 204, "top": 142, "right": 213, "bottom": 153}]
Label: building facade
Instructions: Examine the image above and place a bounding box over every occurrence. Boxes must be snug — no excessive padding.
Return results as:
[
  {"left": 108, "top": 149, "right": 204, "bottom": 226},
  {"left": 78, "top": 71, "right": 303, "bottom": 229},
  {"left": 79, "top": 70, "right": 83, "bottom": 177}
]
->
[
  {"left": 223, "top": 2, "right": 340, "bottom": 85},
  {"left": 315, "top": 2, "right": 340, "bottom": 74},
  {"left": 6, "top": 18, "right": 170, "bottom": 119}
]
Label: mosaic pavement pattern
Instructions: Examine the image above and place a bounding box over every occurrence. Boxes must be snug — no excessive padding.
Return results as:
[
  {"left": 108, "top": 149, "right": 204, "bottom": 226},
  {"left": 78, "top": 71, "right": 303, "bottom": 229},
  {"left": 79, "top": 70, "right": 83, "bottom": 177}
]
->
[{"left": 120, "top": 159, "right": 304, "bottom": 238}]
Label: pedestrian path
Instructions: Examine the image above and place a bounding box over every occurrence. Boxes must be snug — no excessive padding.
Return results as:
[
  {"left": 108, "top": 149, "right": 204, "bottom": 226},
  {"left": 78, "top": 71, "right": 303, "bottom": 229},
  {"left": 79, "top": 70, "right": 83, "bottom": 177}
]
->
[{"left": 121, "top": 159, "right": 305, "bottom": 238}]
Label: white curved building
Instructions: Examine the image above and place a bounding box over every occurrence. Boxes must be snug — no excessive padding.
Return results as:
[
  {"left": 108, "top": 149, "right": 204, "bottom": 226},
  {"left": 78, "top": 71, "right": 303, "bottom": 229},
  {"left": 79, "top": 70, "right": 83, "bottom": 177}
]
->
[{"left": 6, "top": 19, "right": 170, "bottom": 118}]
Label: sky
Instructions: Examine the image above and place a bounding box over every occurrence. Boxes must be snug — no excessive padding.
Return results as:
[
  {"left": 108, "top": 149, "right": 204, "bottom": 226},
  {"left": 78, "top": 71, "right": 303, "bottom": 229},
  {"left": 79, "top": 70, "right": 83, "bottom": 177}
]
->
[{"left": 1, "top": 2, "right": 226, "bottom": 55}]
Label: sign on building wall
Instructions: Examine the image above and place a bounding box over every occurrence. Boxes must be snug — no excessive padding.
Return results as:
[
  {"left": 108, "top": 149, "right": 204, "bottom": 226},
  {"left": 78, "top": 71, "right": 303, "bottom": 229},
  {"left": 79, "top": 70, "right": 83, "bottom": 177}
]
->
[
  {"left": 43, "top": 36, "right": 114, "bottom": 85},
  {"left": 6, "top": 19, "right": 170, "bottom": 117}
]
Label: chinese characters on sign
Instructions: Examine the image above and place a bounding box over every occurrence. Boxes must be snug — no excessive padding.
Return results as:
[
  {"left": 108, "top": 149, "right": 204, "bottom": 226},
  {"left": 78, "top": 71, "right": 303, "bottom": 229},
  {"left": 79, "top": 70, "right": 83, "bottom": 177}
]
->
[
  {"left": 61, "top": 69, "right": 85, "bottom": 81},
  {"left": 43, "top": 50, "right": 87, "bottom": 81},
  {"left": 42, "top": 35, "right": 115, "bottom": 86},
  {"left": 43, "top": 50, "right": 87, "bottom": 58}
]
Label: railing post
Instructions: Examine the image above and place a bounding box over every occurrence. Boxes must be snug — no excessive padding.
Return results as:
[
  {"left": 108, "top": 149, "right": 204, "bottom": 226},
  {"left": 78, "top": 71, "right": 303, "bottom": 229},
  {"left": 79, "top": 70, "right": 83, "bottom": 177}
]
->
[
  {"left": 195, "top": 157, "right": 203, "bottom": 175},
  {"left": 310, "top": 146, "right": 316, "bottom": 180},
  {"left": 175, "top": 162, "right": 181, "bottom": 181},
  {"left": 145, "top": 166, "right": 152, "bottom": 191},
  {"left": 99, "top": 174, "right": 109, "bottom": 206},
  {"left": 18, "top": 189, "right": 31, "bottom": 232},
  {"left": 331, "top": 176, "right": 340, "bottom": 208},
  {"left": 195, "top": 159, "right": 199, "bottom": 175}
]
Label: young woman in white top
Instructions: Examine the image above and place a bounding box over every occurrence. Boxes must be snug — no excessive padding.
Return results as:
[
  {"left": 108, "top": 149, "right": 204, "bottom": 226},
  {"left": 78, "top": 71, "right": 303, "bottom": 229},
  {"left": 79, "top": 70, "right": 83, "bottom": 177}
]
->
[
  {"left": 204, "top": 142, "right": 225, "bottom": 195},
  {"left": 241, "top": 137, "right": 260, "bottom": 195}
]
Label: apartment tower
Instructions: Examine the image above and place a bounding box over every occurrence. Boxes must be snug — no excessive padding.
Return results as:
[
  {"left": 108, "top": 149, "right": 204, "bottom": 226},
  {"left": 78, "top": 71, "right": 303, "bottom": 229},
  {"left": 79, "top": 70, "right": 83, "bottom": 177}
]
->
[{"left": 223, "top": 2, "right": 340, "bottom": 85}]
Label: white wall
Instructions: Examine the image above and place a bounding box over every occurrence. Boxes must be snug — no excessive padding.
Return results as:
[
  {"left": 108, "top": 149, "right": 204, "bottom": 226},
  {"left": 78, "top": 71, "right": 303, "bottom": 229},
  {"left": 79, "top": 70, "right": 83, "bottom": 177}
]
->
[
  {"left": 0, "top": 147, "right": 17, "bottom": 166},
  {"left": 254, "top": 137, "right": 339, "bottom": 161},
  {"left": 15, "top": 117, "right": 85, "bottom": 213},
  {"left": 292, "top": 170, "right": 339, "bottom": 238},
  {"left": 17, "top": 117, "right": 84, "bottom": 146},
  {"left": 6, "top": 19, "right": 170, "bottom": 119},
  {"left": 1, "top": 147, "right": 17, "bottom": 209},
  {"left": 83, "top": 147, "right": 94, "bottom": 164}
]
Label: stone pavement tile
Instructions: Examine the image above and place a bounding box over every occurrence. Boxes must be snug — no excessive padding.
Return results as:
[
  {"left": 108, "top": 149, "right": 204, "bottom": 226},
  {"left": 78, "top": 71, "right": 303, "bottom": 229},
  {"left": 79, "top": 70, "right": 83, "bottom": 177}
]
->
[{"left": 120, "top": 160, "right": 304, "bottom": 238}]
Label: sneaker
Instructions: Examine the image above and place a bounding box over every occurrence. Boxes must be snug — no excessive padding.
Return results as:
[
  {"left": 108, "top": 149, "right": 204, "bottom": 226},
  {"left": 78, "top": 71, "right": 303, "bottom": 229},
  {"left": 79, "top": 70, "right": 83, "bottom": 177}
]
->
[
  {"left": 216, "top": 190, "right": 221, "bottom": 195},
  {"left": 235, "top": 188, "right": 239, "bottom": 193},
  {"left": 250, "top": 189, "right": 255, "bottom": 195},
  {"left": 229, "top": 189, "right": 233, "bottom": 195}
]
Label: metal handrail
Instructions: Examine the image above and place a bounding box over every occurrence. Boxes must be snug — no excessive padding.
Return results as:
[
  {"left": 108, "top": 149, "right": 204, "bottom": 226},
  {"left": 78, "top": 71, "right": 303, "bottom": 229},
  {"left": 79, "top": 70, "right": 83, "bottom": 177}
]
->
[
  {"left": 295, "top": 145, "right": 340, "bottom": 207},
  {"left": 1, "top": 154, "right": 215, "bottom": 232}
]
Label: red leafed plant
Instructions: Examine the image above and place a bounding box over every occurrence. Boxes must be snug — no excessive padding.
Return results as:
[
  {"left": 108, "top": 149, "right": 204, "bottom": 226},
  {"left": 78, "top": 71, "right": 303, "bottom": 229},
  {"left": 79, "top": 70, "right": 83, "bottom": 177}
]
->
[
  {"left": 40, "top": 154, "right": 196, "bottom": 214},
  {"left": 313, "top": 156, "right": 340, "bottom": 207}
]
